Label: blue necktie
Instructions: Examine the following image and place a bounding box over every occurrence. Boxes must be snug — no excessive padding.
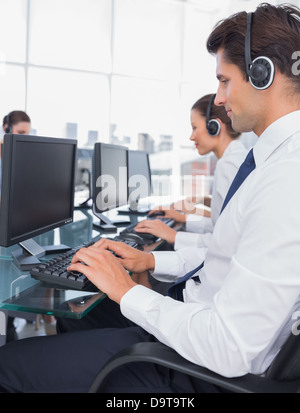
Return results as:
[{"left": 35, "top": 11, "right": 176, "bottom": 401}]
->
[
  {"left": 167, "top": 148, "right": 256, "bottom": 301},
  {"left": 219, "top": 148, "right": 255, "bottom": 214}
]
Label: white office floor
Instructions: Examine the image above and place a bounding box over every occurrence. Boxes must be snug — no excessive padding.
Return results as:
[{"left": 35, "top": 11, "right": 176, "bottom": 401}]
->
[{"left": 14, "top": 316, "right": 57, "bottom": 340}]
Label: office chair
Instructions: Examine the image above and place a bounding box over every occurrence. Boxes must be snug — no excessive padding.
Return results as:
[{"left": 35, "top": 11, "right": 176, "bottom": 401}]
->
[{"left": 89, "top": 331, "right": 300, "bottom": 393}]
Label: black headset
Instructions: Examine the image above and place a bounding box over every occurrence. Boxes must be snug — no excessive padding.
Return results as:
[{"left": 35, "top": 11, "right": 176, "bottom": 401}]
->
[
  {"left": 206, "top": 94, "right": 221, "bottom": 136},
  {"left": 5, "top": 112, "right": 12, "bottom": 133},
  {"left": 245, "top": 12, "right": 275, "bottom": 90}
]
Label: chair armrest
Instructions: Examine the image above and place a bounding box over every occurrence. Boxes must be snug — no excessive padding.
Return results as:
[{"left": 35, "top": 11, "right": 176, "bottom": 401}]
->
[{"left": 89, "top": 342, "right": 300, "bottom": 393}]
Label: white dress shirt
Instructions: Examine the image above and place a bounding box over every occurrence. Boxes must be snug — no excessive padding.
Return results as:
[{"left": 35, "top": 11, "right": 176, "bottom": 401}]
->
[
  {"left": 121, "top": 111, "right": 300, "bottom": 378},
  {"left": 174, "top": 139, "right": 247, "bottom": 250}
]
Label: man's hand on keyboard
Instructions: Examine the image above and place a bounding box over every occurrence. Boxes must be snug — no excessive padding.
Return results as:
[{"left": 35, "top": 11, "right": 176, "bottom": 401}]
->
[
  {"left": 149, "top": 207, "right": 187, "bottom": 223},
  {"left": 135, "top": 219, "right": 177, "bottom": 244},
  {"left": 68, "top": 246, "right": 137, "bottom": 304},
  {"left": 93, "top": 238, "right": 155, "bottom": 274},
  {"left": 171, "top": 198, "right": 197, "bottom": 214}
]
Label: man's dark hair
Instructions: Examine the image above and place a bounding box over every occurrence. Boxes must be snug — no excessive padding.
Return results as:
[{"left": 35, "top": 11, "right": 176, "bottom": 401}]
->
[{"left": 207, "top": 3, "right": 300, "bottom": 91}]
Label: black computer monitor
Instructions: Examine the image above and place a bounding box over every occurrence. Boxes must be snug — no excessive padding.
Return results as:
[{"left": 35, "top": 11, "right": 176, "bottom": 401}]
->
[
  {"left": 74, "top": 147, "right": 93, "bottom": 208},
  {"left": 0, "top": 134, "right": 77, "bottom": 270},
  {"left": 118, "top": 149, "right": 152, "bottom": 215},
  {"left": 92, "top": 142, "right": 129, "bottom": 232}
]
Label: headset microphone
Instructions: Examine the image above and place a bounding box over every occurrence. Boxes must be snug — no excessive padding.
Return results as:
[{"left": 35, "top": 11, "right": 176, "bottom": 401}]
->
[
  {"left": 5, "top": 112, "right": 12, "bottom": 133},
  {"left": 245, "top": 12, "right": 275, "bottom": 90},
  {"left": 206, "top": 94, "right": 221, "bottom": 137}
]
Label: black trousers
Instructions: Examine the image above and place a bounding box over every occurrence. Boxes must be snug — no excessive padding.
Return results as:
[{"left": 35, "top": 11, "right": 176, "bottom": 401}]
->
[{"left": 0, "top": 298, "right": 219, "bottom": 393}]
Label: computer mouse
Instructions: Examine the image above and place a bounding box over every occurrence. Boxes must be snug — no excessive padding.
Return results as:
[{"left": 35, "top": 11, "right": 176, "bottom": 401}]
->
[
  {"left": 148, "top": 210, "right": 165, "bottom": 218},
  {"left": 117, "top": 233, "right": 145, "bottom": 247}
]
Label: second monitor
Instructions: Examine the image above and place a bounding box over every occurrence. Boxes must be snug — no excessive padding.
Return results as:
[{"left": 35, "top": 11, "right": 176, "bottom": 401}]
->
[
  {"left": 92, "top": 144, "right": 152, "bottom": 231},
  {"left": 92, "top": 142, "right": 129, "bottom": 231}
]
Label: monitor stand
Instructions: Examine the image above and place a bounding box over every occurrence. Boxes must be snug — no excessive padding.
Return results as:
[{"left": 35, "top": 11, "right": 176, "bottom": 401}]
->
[
  {"left": 74, "top": 197, "right": 92, "bottom": 209},
  {"left": 12, "top": 239, "right": 71, "bottom": 271},
  {"left": 92, "top": 207, "right": 130, "bottom": 233}
]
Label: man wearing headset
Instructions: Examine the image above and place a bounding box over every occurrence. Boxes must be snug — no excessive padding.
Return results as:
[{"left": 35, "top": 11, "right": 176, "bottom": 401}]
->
[{"left": 0, "top": 3, "right": 299, "bottom": 393}]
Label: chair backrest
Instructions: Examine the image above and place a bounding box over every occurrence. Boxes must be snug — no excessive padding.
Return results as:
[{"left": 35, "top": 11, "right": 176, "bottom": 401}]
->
[{"left": 266, "top": 332, "right": 300, "bottom": 381}]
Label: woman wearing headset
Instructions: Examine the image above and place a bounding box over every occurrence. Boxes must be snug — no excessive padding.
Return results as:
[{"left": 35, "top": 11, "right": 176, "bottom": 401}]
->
[
  {"left": 1, "top": 111, "right": 31, "bottom": 157},
  {"left": 134, "top": 93, "right": 248, "bottom": 253}
]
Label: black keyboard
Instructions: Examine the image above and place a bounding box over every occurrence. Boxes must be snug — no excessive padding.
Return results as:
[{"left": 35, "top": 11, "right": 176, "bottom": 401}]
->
[
  {"left": 120, "top": 217, "right": 175, "bottom": 244},
  {"left": 30, "top": 236, "right": 140, "bottom": 292}
]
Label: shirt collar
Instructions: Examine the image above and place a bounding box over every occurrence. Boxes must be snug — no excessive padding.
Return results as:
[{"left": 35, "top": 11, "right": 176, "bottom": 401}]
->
[
  {"left": 222, "top": 138, "right": 245, "bottom": 157},
  {"left": 253, "top": 110, "right": 300, "bottom": 166}
]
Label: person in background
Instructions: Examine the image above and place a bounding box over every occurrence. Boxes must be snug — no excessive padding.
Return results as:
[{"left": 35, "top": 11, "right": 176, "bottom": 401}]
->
[
  {"left": 1, "top": 110, "right": 31, "bottom": 152},
  {"left": 0, "top": 110, "right": 31, "bottom": 189},
  {"left": 131, "top": 93, "right": 247, "bottom": 293},
  {"left": 0, "top": 110, "right": 31, "bottom": 342},
  {"left": 134, "top": 93, "right": 247, "bottom": 255}
]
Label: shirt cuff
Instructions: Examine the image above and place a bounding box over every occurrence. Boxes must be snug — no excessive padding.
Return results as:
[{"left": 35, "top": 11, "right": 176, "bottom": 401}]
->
[
  {"left": 120, "top": 284, "right": 162, "bottom": 327},
  {"left": 174, "top": 231, "right": 200, "bottom": 250},
  {"left": 151, "top": 251, "right": 180, "bottom": 281},
  {"left": 186, "top": 214, "right": 213, "bottom": 233}
]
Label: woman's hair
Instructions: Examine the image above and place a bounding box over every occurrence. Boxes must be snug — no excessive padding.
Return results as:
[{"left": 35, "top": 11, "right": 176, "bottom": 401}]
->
[
  {"left": 206, "top": 3, "right": 300, "bottom": 92},
  {"left": 192, "top": 94, "right": 241, "bottom": 139},
  {"left": 3, "top": 110, "right": 31, "bottom": 127}
]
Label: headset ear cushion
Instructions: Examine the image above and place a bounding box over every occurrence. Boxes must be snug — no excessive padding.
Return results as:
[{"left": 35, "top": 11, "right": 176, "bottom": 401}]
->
[
  {"left": 249, "top": 56, "right": 275, "bottom": 90},
  {"left": 207, "top": 119, "right": 221, "bottom": 136},
  {"left": 250, "top": 62, "right": 268, "bottom": 81}
]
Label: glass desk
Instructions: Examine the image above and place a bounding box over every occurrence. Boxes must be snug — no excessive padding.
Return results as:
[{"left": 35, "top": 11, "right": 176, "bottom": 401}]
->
[
  {"left": 0, "top": 207, "right": 180, "bottom": 344},
  {"left": 0, "top": 260, "right": 105, "bottom": 319},
  {"left": 0, "top": 209, "right": 108, "bottom": 320}
]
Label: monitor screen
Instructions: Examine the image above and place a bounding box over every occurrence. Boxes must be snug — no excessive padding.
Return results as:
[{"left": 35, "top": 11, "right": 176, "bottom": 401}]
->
[
  {"left": 0, "top": 134, "right": 77, "bottom": 248},
  {"left": 93, "top": 143, "right": 128, "bottom": 213},
  {"left": 127, "top": 150, "right": 152, "bottom": 204}
]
